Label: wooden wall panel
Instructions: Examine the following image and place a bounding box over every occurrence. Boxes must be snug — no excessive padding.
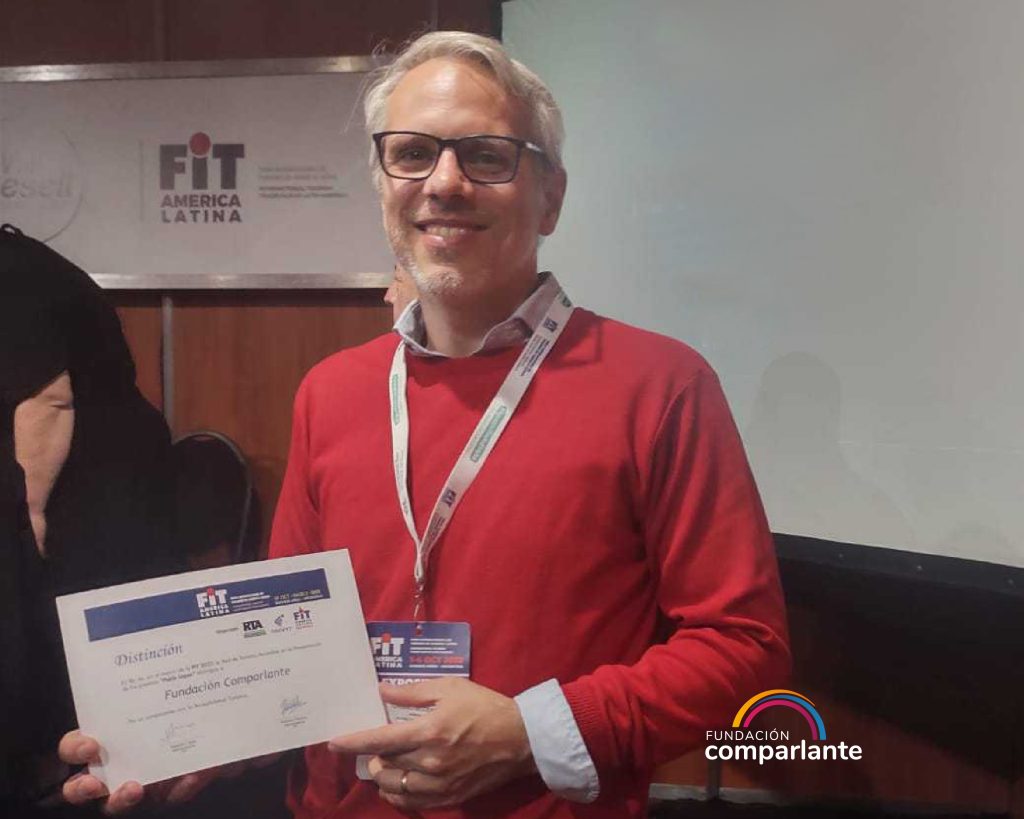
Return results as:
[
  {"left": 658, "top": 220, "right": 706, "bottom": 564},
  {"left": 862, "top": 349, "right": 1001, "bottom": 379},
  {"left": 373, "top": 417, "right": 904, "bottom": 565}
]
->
[
  {"left": 170, "top": 290, "right": 392, "bottom": 555},
  {"left": 163, "top": 0, "right": 434, "bottom": 60},
  {"left": 0, "top": 0, "right": 161, "bottom": 65},
  {"left": 437, "top": 0, "right": 500, "bottom": 34},
  {"left": 0, "top": 0, "right": 498, "bottom": 68},
  {"left": 162, "top": 0, "right": 496, "bottom": 61},
  {"left": 113, "top": 294, "right": 164, "bottom": 411},
  {"left": 652, "top": 751, "right": 708, "bottom": 790}
]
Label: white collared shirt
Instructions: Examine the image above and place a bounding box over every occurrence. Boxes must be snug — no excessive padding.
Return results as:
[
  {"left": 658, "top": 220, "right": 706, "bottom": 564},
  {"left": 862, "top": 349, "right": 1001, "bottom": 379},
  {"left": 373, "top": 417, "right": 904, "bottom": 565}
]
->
[{"left": 393, "top": 271, "right": 564, "bottom": 357}]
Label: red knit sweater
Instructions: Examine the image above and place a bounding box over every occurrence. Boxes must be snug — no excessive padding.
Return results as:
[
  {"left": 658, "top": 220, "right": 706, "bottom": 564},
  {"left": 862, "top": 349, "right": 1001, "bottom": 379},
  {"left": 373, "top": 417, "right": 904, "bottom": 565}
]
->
[{"left": 269, "top": 308, "right": 789, "bottom": 818}]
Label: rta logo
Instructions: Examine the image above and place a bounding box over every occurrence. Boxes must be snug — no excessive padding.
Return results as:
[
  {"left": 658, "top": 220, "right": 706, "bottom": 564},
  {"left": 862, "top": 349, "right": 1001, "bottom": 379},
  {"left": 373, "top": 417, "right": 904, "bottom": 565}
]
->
[
  {"left": 370, "top": 633, "right": 406, "bottom": 657},
  {"left": 160, "top": 132, "right": 245, "bottom": 191},
  {"left": 243, "top": 620, "right": 264, "bottom": 632},
  {"left": 196, "top": 587, "right": 229, "bottom": 618}
]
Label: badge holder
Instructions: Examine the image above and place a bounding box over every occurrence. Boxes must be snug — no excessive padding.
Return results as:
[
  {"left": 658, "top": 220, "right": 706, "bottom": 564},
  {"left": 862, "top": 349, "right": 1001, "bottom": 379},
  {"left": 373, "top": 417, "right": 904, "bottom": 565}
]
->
[{"left": 355, "top": 620, "right": 471, "bottom": 779}]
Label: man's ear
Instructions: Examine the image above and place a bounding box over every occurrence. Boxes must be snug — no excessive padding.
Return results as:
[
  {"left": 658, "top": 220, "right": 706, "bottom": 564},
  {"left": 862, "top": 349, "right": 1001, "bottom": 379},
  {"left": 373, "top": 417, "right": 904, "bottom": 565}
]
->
[{"left": 539, "top": 167, "right": 567, "bottom": 237}]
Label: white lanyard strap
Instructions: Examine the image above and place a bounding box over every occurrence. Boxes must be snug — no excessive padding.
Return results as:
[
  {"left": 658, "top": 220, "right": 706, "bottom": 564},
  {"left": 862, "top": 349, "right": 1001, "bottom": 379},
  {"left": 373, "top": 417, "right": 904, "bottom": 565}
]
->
[{"left": 389, "top": 289, "right": 575, "bottom": 604}]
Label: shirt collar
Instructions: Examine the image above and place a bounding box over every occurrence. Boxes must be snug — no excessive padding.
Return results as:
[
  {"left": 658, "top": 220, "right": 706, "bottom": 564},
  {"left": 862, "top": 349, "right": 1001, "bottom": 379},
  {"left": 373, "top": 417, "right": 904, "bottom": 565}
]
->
[{"left": 394, "top": 271, "right": 562, "bottom": 358}]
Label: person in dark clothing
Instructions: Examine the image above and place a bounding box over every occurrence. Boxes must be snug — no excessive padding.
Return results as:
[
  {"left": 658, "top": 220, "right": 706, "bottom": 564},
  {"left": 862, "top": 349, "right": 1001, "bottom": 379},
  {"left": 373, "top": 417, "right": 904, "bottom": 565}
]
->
[{"left": 0, "top": 223, "right": 184, "bottom": 816}]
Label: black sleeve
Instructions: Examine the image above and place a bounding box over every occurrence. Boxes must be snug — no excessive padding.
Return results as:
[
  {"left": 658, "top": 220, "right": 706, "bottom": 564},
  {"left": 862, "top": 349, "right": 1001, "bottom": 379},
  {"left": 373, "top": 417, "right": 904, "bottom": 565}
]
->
[
  {"left": 1, "top": 223, "right": 137, "bottom": 405},
  {"left": 0, "top": 236, "right": 69, "bottom": 404}
]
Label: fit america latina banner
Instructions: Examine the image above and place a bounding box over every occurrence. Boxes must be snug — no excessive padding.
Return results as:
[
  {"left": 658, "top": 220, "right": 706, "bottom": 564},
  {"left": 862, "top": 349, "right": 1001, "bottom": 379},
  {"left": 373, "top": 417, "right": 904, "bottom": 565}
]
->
[{"left": 0, "top": 67, "right": 392, "bottom": 287}]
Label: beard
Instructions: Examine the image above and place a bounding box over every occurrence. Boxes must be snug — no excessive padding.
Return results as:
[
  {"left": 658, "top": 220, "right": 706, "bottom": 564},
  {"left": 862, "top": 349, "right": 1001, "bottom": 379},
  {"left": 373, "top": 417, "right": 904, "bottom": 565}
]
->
[
  {"left": 408, "top": 257, "right": 463, "bottom": 298},
  {"left": 386, "top": 215, "right": 468, "bottom": 299}
]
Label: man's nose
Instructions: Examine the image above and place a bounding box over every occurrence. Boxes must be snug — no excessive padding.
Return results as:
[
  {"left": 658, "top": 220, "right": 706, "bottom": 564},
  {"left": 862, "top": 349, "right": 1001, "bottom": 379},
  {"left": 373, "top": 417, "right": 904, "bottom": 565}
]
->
[{"left": 423, "top": 146, "right": 471, "bottom": 196}]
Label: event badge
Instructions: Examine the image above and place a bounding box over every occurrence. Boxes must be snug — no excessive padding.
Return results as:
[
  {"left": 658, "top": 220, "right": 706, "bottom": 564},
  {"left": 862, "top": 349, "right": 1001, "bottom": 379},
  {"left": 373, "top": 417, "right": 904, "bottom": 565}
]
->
[{"left": 355, "top": 621, "right": 470, "bottom": 779}]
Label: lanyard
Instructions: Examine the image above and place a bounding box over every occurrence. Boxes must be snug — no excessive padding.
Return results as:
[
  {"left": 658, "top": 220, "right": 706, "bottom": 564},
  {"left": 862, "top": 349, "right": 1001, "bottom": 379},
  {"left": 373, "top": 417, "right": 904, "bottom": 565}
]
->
[{"left": 388, "top": 288, "right": 574, "bottom": 619}]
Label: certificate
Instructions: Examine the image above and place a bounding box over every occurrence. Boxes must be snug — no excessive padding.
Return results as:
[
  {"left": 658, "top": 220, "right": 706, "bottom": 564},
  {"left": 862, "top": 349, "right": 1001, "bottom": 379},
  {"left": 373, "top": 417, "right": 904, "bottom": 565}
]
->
[{"left": 56, "top": 551, "right": 386, "bottom": 789}]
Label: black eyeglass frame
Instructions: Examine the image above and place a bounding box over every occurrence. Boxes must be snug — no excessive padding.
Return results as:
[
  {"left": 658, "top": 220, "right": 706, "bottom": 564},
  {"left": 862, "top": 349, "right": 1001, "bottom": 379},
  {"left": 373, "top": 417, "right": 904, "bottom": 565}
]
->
[{"left": 372, "top": 131, "right": 548, "bottom": 184}]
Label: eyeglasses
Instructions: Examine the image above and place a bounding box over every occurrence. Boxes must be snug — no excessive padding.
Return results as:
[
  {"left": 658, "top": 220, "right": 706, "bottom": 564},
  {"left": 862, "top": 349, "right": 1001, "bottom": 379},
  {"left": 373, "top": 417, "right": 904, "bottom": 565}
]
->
[{"left": 373, "top": 131, "right": 547, "bottom": 184}]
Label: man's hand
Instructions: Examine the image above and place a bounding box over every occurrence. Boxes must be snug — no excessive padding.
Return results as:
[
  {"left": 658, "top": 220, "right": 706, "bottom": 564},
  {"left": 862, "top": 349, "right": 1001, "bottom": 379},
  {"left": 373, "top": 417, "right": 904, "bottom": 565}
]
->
[
  {"left": 58, "top": 730, "right": 278, "bottom": 813},
  {"left": 328, "top": 678, "right": 536, "bottom": 811},
  {"left": 61, "top": 731, "right": 142, "bottom": 813}
]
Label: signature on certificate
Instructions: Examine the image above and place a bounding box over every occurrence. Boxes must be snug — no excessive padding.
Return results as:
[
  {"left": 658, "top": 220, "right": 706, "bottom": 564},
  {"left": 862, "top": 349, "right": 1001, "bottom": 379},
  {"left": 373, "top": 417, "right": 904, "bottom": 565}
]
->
[
  {"left": 164, "top": 722, "right": 193, "bottom": 741},
  {"left": 161, "top": 721, "right": 199, "bottom": 752},
  {"left": 281, "top": 695, "right": 308, "bottom": 716}
]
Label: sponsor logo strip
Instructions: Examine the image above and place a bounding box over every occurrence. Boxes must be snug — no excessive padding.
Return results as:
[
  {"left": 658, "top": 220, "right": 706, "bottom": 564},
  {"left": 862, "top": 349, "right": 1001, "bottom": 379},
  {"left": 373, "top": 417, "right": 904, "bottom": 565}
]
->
[{"left": 83, "top": 569, "right": 330, "bottom": 642}]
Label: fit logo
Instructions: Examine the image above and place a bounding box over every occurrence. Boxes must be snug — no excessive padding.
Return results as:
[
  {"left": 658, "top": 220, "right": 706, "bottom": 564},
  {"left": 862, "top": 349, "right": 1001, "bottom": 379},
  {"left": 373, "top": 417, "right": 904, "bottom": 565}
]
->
[
  {"left": 293, "top": 607, "right": 314, "bottom": 629},
  {"left": 370, "top": 633, "right": 406, "bottom": 657},
  {"left": 160, "top": 132, "right": 244, "bottom": 191},
  {"left": 158, "top": 132, "right": 245, "bottom": 224},
  {"left": 196, "top": 587, "right": 229, "bottom": 618}
]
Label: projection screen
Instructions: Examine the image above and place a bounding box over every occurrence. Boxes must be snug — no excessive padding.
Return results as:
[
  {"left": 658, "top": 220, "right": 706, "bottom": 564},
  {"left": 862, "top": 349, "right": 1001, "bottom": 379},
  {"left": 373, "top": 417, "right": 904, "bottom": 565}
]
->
[{"left": 505, "top": 0, "right": 1024, "bottom": 568}]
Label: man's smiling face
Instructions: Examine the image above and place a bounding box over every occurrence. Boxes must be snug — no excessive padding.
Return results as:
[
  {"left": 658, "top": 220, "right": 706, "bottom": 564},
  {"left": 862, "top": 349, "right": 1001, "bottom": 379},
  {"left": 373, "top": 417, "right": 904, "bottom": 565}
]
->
[{"left": 379, "top": 57, "right": 564, "bottom": 304}]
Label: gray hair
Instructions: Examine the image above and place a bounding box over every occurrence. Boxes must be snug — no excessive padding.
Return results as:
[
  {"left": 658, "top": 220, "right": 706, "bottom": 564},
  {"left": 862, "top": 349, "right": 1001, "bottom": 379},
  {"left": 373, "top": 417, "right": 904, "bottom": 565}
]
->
[{"left": 363, "top": 31, "right": 565, "bottom": 185}]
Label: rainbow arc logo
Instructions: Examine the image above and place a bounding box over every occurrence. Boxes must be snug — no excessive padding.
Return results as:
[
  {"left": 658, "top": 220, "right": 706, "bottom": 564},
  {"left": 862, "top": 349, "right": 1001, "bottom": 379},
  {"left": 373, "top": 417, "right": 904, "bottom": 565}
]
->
[
  {"left": 733, "top": 688, "right": 826, "bottom": 741},
  {"left": 706, "top": 688, "right": 860, "bottom": 764}
]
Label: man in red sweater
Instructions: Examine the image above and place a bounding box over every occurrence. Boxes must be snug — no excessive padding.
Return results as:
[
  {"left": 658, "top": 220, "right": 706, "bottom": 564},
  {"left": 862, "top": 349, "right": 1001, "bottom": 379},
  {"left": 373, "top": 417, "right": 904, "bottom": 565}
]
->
[
  {"left": 271, "top": 30, "right": 790, "bottom": 818},
  {"left": 62, "top": 30, "right": 788, "bottom": 819}
]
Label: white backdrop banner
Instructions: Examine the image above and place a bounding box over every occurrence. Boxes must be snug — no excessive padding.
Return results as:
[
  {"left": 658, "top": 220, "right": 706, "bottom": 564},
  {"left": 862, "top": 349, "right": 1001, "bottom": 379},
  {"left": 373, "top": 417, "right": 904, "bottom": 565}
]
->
[
  {"left": 0, "top": 61, "right": 392, "bottom": 288},
  {"left": 506, "top": 0, "right": 1024, "bottom": 568}
]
